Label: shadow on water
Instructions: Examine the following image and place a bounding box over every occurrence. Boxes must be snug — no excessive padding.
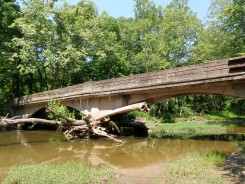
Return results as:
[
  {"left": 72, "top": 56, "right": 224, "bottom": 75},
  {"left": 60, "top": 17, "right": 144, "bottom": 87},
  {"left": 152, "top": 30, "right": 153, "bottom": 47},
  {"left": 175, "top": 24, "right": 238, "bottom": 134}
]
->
[
  {"left": 111, "top": 115, "right": 149, "bottom": 137},
  {"left": 151, "top": 133, "right": 245, "bottom": 141}
]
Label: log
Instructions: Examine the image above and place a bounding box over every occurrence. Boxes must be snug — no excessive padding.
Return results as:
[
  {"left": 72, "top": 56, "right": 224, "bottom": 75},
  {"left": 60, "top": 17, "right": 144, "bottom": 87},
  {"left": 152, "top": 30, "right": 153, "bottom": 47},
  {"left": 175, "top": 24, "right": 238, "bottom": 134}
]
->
[
  {"left": 0, "top": 118, "right": 87, "bottom": 127},
  {"left": 93, "top": 129, "right": 124, "bottom": 144},
  {"left": 0, "top": 118, "right": 60, "bottom": 126},
  {"left": 10, "top": 116, "right": 22, "bottom": 120},
  {"left": 94, "top": 102, "right": 149, "bottom": 121}
]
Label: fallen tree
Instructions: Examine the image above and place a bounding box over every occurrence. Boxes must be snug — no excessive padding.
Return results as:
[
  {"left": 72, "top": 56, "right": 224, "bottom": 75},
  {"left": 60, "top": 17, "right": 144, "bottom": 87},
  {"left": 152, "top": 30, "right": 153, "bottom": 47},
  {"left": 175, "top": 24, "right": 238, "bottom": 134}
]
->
[{"left": 0, "top": 101, "right": 149, "bottom": 143}]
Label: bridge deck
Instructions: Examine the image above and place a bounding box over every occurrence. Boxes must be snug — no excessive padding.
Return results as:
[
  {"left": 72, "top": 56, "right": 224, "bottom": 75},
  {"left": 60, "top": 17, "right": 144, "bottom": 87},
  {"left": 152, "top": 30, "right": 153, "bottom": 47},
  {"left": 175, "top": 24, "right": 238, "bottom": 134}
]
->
[{"left": 13, "top": 56, "right": 245, "bottom": 106}]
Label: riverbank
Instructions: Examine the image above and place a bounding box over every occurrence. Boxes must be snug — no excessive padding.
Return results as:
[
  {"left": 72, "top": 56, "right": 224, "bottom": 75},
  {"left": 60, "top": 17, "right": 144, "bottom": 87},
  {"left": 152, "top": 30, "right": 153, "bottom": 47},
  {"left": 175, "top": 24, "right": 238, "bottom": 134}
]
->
[
  {"left": 147, "top": 121, "right": 245, "bottom": 141},
  {"left": 125, "top": 111, "right": 245, "bottom": 141},
  {"left": 2, "top": 150, "right": 243, "bottom": 184},
  {"left": 2, "top": 163, "right": 116, "bottom": 184},
  {"left": 223, "top": 142, "right": 245, "bottom": 183},
  {"left": 130, "top": 112, "right": 245, "bottom": 183},
  {"left": 143, "top": 115, "right": 245, "bottom": 183}
]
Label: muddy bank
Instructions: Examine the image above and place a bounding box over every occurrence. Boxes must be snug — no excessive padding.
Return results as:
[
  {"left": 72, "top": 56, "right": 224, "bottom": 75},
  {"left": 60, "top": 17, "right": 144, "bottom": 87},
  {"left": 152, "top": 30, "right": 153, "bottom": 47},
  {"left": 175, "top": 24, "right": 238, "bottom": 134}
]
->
[{"left": 223, "top": 146, "right": 245, "bottom": 183}]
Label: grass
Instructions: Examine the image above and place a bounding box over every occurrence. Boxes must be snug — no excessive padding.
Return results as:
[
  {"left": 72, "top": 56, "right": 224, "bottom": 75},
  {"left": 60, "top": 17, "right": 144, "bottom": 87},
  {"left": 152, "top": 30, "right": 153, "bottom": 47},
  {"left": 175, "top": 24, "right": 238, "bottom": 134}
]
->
[
  {"left": 147, "top": 121, "right": 227, "bottom": 138},
  {"left": 149, "top": 122, "right": 227, "bottom": 134},
  {"left": 128, "top": 111, "right": 162, "bottom": 123},
  {"left": 157, "top": 151, "right": 226, "bottom": 184},
  {"left": 147, "top": 121, "right": 245, "bottom": 141},
  {"left": 128, "top": 111, "right": 245, "bottom": 140},
  {"left": 129, "top": 110, "right": 245, "bottom": 123},
  {"left": 2, "top": 162, "right": 116, "bottom": 184},
  {"left": 177, "top": 110, "right": 244, "bottom": 121},
  {"left": 201, "top": 110, "right": 245, "bottom": 120}
]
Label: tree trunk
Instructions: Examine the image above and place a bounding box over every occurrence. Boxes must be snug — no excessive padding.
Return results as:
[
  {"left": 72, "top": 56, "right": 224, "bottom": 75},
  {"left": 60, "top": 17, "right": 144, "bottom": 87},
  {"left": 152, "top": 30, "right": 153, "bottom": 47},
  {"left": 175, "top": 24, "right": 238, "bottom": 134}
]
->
[
  {"left": 51, "top": 63, "right": 60, "bottom": 90},
  {"left": 28, "top": 73, "right": 33, "bottom": 94},
  {"left": 93, "top": 102, "right": 149, "bottom": 121}
]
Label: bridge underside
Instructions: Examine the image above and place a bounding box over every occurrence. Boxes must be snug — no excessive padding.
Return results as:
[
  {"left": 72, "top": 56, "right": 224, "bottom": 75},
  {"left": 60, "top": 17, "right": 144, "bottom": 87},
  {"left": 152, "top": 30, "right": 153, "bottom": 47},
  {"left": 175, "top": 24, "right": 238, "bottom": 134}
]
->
[{"left": 12, "top": 79, "right": 245, "bottom": 118}]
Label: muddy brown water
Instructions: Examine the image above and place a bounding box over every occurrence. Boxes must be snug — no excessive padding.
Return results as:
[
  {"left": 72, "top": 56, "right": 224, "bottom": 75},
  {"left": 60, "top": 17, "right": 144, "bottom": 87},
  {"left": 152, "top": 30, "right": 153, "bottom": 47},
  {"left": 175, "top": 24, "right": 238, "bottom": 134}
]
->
[
  {"left": 0, "top": 130, "right": 241, "bottom": 183},
  {"left": 226, "top": 126, "right": 245, "bottom": 134}
]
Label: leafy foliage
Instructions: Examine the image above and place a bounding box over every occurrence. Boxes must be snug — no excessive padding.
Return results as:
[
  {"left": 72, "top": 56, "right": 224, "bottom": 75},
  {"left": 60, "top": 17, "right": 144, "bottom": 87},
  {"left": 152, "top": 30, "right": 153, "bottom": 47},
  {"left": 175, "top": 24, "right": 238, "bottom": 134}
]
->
[
  {"left": 48, "top": 99, "right": 75, "bottom": 123},
  {"left": 0, "top": 0, "right": 21, "bottom": 114},
  {"left": 192, "top": 0, "right": 245, "bottom": 61}
]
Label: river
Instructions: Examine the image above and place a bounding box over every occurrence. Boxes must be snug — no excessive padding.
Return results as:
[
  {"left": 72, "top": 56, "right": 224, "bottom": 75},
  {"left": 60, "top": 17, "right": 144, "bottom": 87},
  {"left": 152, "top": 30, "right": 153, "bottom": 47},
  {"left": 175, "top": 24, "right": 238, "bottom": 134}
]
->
[{"left": 0, "top": 130, "right": 239, "bottom": 183}]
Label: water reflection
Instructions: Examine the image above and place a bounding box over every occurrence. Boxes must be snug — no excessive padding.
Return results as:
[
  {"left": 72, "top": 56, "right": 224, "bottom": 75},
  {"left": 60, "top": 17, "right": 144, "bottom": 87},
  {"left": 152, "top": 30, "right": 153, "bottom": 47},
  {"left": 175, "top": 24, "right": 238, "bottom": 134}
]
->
[
  {"left": 0, "top": 130, "right": 238, "bottom": 170},
  {"left": 226, "top": 126, "right": 245, "bottom": 134}
]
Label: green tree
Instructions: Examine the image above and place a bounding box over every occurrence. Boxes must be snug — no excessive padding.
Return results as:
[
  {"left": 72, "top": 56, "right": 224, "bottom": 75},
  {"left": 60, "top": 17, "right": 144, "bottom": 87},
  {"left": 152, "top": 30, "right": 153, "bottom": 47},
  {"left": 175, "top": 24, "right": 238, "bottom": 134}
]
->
[
  {"left": 219, "top": 0, "right": 245, "bottom": 55},
  {"left": 12, "top": 0, "right": 57, "bottom": 93},
  {"left": 132, "top": 0, "right": 167, "bottom": 73},
  {"left": 84, "top": 12, "right": 130, "bottom": 81},
  {"left": 12, "top": 0, "right": 99, "bottom": 92},
  {"left": 191, "top": 27, "right": 235, "bottom": 62},
  {"left": 0, "top": 0, "right": 21, "bottom": 109},
  {"left": 53, "top": 0, "right": 97, "bottom": 86},
  {"left": 192, "top": 0, "right": 244, "bottom": 62},
  {"left": 129, "top": 0, "right": 201, "bottom": 73},
  {"left": 160, "top": 0, "right": 201, "bottom": 66}
]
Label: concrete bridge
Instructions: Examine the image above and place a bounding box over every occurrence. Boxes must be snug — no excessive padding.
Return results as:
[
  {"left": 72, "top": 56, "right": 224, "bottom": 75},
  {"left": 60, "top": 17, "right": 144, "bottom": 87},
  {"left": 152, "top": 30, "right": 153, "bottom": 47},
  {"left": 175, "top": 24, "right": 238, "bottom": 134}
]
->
[{"left": 11, "top": 56, "right": 245, "bottom": 117}]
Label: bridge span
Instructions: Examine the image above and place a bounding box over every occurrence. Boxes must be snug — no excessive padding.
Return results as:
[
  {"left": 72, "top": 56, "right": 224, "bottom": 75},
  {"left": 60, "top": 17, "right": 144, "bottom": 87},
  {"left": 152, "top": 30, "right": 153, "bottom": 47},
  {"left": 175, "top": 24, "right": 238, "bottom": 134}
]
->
[{"left": 11, "top": 56, "right": 245, "bottom": 117}]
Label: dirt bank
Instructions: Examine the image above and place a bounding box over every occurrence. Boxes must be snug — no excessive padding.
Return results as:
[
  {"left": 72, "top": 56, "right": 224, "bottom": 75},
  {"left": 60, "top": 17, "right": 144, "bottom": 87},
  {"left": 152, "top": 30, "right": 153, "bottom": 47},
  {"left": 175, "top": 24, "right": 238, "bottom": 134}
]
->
[{"left": 222, "top": 146, "right": 245, "bottom": 184}]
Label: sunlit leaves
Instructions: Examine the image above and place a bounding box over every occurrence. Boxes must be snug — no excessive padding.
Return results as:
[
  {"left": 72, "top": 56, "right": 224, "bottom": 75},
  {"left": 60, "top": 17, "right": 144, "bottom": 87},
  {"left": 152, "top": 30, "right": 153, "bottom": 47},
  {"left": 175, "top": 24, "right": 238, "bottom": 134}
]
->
[
  {"left": 12, "top": 0, "right": 98, "bottom": 90},
  {"left": 0, "top": 0, "right": 21, "bottom": 101},
  {"left": 192, "top": 0, "right": 245, "bottom": 61}
]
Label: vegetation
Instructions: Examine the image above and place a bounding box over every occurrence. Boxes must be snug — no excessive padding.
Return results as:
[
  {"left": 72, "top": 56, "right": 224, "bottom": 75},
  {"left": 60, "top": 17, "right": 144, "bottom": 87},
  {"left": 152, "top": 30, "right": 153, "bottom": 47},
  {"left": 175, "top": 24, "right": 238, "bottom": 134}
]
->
[
  {"left": 0, "top": 0, "right": 244, "bottom": 117},
  {"left": 126, "top": 110, "right": 245, "bottom": 141},
  {"left": 129, "top": 109, "right": 245, "bottom": 124},
  {"left": 157, "top": 152, "right": 226, "bottom": 184},
  {"left": 2, "top": 162, "right": 116, "bottom": 184},
  {"left": 148, "top": 122, "right": 245, "bottom": 141},
  {"left": 149, "top": 96, "right": 245, "bottom": 123},
  {"left": 149, "top": 122, "right": 227, "bottom": 134},
  {"left": 48, "top": 98, "right": 76, "bottom": 122}
]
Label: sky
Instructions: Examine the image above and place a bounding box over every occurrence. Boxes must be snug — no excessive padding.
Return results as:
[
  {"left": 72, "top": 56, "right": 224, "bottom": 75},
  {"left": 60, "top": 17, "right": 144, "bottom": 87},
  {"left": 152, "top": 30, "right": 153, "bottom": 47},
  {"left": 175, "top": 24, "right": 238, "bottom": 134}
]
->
[{"left": 68, "top": 0, "right": 211, "bottom": 20}]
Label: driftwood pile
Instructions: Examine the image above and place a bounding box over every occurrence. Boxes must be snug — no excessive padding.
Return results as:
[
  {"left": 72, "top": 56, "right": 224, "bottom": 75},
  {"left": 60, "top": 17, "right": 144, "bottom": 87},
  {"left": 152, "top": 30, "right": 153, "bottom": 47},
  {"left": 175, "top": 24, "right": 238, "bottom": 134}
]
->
[{"left": 0, "top": 102, "right": 149, "bottom": 143}]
